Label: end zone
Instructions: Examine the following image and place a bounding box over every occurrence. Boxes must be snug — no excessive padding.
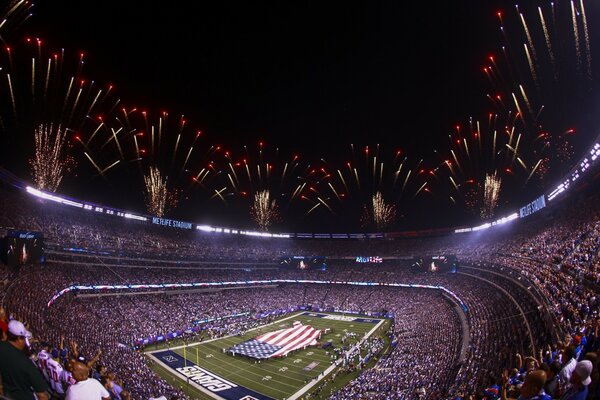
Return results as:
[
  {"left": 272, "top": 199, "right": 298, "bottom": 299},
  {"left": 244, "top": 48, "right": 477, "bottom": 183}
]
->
[{"left": 148, "top": 350, "right": 274, "bottom": 400}]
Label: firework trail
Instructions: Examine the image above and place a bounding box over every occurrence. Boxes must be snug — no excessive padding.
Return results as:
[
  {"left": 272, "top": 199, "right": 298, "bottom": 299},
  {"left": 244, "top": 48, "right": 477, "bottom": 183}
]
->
[
  {"left": 0, "top": 36, "right": 120, "bottom": 176},
  {"left": 537, "top": 6, "right": 555, "bottom": 76},
  {"left": 578, "top": 0, "right": 592, "bottom": 79},
  {"left": 29, "top": 123, "right": 73, "bottom": 192},
  {"left": 489, "top": 1, "right": 594, "bottom": 141},
  {"left": 78, "top": 106, "right": 224, "bottom": 213},
  {"left": 250, "top": 190, "right": 280, "bottom": 231},
  {"left": 440, "top": 113, "right": 553, "bottom": 215},
  {"left": 464, "top": 0, "right": 597, "bottom": 216},
  {"left": 216, "top": 141, "right": 313, "bottom": 225},
  {"left": 0, "top": 0, "right": 33, "bottom": 44},
  {"left": 309, "top": 144, "right": 430, "bottom": 227}
]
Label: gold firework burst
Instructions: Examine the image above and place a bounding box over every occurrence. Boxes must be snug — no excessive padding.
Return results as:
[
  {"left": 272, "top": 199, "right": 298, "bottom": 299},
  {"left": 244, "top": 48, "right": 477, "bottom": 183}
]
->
[
  {"left": 250, "top": 190, "right": 280, "bottom": 231},
  {"left": 29, "top": 123, "right": 72, "bottom": 192}
]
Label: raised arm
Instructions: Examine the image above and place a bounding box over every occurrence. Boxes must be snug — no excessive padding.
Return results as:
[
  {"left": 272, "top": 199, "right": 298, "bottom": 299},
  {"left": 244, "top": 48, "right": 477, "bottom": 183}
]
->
[
  {"left": 516, "top": 352, "right": 523, "bottom": 370},
  {"left": 87, "top": 348, "right": 102, "bottom": 369}
]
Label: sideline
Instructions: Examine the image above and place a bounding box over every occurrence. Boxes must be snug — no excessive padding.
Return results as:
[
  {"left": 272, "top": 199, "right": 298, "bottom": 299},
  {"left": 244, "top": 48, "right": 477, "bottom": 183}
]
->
[
  {"left": 147, "top": 353, "right": 228, "bottom": 400},
  {"left": 146, "top": 312, "right": 306, "bottom": 400},
  {"left": 288, "top": 317, "right": 386, "bottom": 400},
  {"left": 146, "top": 311, "right": 385, "bottom": 400}
]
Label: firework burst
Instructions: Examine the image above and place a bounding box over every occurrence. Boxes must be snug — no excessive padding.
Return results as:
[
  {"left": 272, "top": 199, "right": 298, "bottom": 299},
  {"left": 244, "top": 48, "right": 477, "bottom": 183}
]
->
[
  {"left": 250, "top": 190, "right": 280, "bottom": 231},
  {"left": 309, "top": 144, "right": 430, "bottom": 227},
  {"left": 143, "top": 166, "right": 178, "bottom": 217},
  {"left": 0, "top": 36, "right": 120, "bottom": 177},
  {"left": 360, "top": 191, "right": 397, "bottom": 230},
  {"left": 441, "top": 114, "right": 541, "bottom": 213},
  {"left": 29, "top": 123, "right": 74, "bottom": 192},
  {"left": 77, "top": 106, "right": 224, "bottom": 213},
  {"left": 484, "top": 1, "right": 597, "bottom": 180},
  {"left": 216, "top": 141, "right": 313, "bottom": 225},
  {"left": 481, "top": 172, "right": 501, "bottom": 220}
]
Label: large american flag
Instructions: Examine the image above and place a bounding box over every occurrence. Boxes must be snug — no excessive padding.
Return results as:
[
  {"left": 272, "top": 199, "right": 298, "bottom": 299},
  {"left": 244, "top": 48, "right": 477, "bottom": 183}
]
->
[{"left": 229, "top": 322, "right": 321, "bottom": 359}]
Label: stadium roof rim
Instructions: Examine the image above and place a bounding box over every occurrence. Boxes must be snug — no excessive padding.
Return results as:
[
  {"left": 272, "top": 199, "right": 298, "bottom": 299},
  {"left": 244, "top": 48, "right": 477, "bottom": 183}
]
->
[{"left": 2, "top": 136, "right": 599, "bottom": 238}]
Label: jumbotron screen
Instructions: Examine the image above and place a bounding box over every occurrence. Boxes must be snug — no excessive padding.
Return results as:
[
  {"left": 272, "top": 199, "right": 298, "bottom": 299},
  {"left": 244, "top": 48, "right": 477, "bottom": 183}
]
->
[
  {"left": 279, "top": 256, "right": 327, "bottom": 271},
  {"left": 411, "top": 255, "right": 458, "bottom": 273},
  {"left": 2, "top": 230, "right": 45, "bottom": 267}
]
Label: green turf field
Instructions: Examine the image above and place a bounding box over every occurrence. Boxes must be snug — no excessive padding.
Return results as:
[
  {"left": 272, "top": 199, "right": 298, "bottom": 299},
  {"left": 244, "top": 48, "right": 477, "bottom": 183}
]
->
[{"left": 147, "top": 311, "right": 391, "bottom": 400}]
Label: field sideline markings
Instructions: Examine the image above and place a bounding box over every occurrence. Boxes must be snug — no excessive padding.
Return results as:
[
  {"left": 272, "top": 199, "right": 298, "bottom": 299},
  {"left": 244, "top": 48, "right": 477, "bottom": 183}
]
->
[
  {"left": 149, "top": 340, "right": 295, "bottom": 398},
  {"left": 195, "top": 315, "right": 383, "bottom": 398},
  {"left": 194, "top": 348, "right": 305, "bottom": 387},
  {"left": 185, "top": 350, "right": 302, "bottom": 397},
  {"left": 146, "top": 352, "right": 228, "bottom": 400},
  {"left": 192, "top": 354, "right": 295, "bottom": 395},
  {"left": 146, "top": 312, "right": 308, "bottom": 399},
  {"left": 288, "top": 317, "right": 386, "bottom": 400},
  {"left": 146, "top": 311, "right": 384, "bottom": 399}
]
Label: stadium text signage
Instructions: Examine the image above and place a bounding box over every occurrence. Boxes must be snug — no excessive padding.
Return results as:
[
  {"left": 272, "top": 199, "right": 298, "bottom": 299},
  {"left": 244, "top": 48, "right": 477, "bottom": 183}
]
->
[
  {"left": 519, "top": 195, "right": 546, "bottom": 218},
  {"left": 355, "top": 256, "right": 383, "bottom": 263},
  {"left": 7, "top": 230, "right": 44, "bottom": 239},
  {"left": 151, "top": 217, "right": 193, "bottom": 230}
]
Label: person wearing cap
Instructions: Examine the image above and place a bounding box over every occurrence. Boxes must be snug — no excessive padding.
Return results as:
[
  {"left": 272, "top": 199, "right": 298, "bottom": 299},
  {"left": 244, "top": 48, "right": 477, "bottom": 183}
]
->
[
  {"left": 64, "top": 360, "right": 110, "bottom": 400},
  {"left": 559, "top": 359, "right": 593, "bottom": 400},
  {"left": 0, "top": 319, "right": 49, "bottom": 400}
]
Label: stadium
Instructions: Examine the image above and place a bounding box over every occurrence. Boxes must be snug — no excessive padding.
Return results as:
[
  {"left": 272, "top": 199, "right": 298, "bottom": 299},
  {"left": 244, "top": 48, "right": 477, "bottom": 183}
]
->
[{"left": 1, "top": 2, "right": 600, "bottom": 400}]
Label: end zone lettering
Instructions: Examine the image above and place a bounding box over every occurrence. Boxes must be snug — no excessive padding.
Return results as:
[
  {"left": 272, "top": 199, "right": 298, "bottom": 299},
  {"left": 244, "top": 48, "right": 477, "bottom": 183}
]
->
[
  {"left": 176, "top": 365, "right": 236, "bottom": 392},
  {"left": 151, "top": 350, "right": 274, "bottom": 399},
  {"left": 323, "top": 315, "right": 356, "bottom": 322}
]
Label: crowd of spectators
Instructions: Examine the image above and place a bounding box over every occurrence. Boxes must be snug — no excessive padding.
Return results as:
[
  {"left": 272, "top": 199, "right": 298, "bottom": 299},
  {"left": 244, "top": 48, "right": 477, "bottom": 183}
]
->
[{"left": 0, "top": 181, "right": 598, "bottom": 399}]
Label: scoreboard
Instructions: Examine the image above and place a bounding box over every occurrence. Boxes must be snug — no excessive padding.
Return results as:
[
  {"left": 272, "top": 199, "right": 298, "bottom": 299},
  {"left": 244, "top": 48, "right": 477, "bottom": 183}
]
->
[
  {"left": 412, "top": 255, "right": 458, "bottom": 273},
  {"left": 279, "top": 256, "right": 327, "bottom": 271},
  {"left": 1, "top": 230, "right": 45, "bottom": 268}
]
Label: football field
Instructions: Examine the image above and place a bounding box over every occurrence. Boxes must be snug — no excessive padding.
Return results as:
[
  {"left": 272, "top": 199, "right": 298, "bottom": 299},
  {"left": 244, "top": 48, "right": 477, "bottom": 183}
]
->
[{"left": 147, "top": 311, "right": 390, "bottom": 400}]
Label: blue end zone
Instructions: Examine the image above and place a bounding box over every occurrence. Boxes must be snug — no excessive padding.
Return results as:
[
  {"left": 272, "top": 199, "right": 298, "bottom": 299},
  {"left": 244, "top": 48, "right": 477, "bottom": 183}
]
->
[
  {"left": 152, "top": 350, "right": 274, "bottom": 400},
  {"left": 300, "top": 312, "right": 381, "bottom": 324}
]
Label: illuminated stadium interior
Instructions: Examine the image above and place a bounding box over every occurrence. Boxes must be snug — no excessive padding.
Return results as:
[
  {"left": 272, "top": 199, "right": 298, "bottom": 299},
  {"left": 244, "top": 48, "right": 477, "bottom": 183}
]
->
[{"left": 1, "top": 2, "right": 600, "bottom": 400}]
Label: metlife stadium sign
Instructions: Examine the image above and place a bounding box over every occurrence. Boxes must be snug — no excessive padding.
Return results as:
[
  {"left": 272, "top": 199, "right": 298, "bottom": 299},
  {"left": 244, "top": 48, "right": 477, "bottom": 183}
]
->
[
  {"left": 355, "top": 256, "right": 383, "bottom": 264},
  {"left": 151, "top": 217, "right": 193, "bottom": 230},
  {"left": 519, "top": 195, "right": 546, "bottom": 218}
]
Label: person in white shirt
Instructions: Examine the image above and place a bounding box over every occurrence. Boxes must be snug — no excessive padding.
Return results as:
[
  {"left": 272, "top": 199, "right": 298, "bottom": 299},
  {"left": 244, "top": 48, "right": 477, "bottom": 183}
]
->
[
  {"left": 559, "top": 345, "right": 578, "bottom": 391},
  {"left": 45, "top": 350, "right": 67, "bottom": 396},
  {"left": 65, "top": 360, "right": 110, "bottom": 400},
  {"left": 36, "top": 342, "right": 52, "bottom": 381}
]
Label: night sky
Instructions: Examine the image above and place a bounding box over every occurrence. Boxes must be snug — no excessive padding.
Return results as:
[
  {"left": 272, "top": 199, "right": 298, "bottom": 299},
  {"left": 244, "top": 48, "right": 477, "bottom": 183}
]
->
[{"left": 2, "top": 1, "right": 599, "bottom": 232}]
